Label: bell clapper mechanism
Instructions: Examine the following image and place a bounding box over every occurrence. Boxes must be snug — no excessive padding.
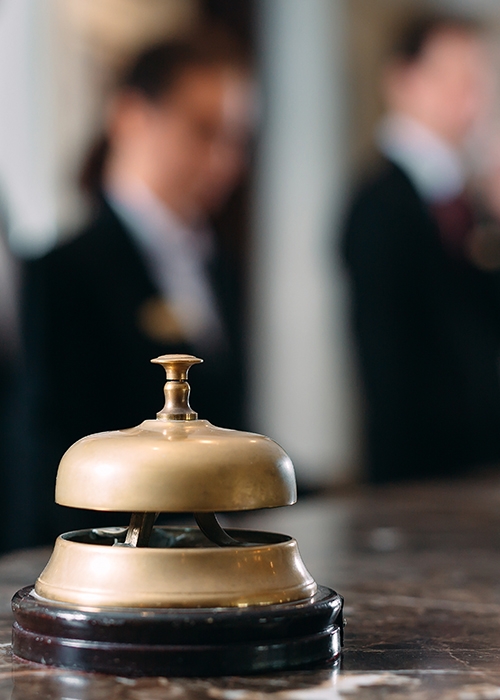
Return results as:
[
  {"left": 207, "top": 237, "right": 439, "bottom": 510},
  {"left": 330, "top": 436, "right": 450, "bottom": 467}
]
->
[{"left": 12, "top": 355, "right": 344, "bottom": 676}]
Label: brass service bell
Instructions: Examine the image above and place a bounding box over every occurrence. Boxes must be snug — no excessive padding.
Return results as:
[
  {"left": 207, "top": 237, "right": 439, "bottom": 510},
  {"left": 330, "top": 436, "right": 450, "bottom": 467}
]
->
[{"left": 12, "top": 355, "right": 343, "bottom": 676}]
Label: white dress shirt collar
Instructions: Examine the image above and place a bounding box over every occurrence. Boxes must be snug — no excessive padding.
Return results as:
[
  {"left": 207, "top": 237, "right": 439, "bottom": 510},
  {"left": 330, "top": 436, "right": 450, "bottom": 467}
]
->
[
  {"left": 105, "top": 177, "right": 225, "bottom": 349},
  {"left": 377, "top": 112, "right": 467, "bottom": 203}
]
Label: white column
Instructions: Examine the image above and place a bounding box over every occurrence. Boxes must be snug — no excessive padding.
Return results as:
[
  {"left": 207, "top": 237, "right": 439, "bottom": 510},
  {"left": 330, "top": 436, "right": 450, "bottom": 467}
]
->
[
  {"left": 251, "top": 0, "right": 360, "bottom": 484},
  {"left": 0, "top": 0, "right": 57, "bottom": 255}
]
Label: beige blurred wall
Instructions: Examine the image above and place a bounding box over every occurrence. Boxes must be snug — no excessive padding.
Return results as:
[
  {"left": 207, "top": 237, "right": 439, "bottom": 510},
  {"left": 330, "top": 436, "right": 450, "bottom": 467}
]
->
[
  {"left": 53, "top": 0, "right": 199, "bottom": 238},
  {"left": 346, "top": 0, "right": 417, "bottom": 167},
  {"left": 0, "top": 0, "right": 198, "bottom": 254}
]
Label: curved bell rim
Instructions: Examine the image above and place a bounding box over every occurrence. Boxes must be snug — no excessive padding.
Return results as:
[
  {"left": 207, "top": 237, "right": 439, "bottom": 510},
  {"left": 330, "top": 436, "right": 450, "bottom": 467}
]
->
[
  {"left": 55, "top": 420, "right": 296, "bottom": 513},
  {"left": 34, "top": 526, "right": 317, "bottom": 609}
]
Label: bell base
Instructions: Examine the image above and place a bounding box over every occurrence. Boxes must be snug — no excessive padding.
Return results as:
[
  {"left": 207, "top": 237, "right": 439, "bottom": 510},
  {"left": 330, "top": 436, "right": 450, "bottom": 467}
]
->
[{"left": 12, "top": 585, "right": 343, "bottom": 677}]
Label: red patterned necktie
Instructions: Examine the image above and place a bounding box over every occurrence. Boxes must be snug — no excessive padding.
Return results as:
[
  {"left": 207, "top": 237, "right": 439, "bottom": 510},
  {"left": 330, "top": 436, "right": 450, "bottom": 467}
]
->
[{"left": 429, "top": 194, "right": 475, "bottom": 260}]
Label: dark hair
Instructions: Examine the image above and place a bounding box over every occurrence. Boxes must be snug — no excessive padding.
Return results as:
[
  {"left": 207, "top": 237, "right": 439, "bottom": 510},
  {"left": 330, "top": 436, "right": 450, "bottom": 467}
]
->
[
  {"left": 390, "top": 14, "right": 483, "bottom": 64},
  {"left": 121, "top": 27, "right": 250, "bottom": 101},
  {"left": 80, "top": 26, "right": 251, "bottom": 198}
]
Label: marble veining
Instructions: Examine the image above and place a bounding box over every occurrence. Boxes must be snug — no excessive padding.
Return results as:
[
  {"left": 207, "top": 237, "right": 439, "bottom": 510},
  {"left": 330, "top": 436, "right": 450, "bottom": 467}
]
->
[{"left": 4, "top": 476, "right": 500, "bottom": 698}]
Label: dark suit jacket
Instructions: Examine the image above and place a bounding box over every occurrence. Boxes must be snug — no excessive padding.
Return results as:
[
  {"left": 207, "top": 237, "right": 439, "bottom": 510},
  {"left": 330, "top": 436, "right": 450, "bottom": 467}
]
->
[
  {"left": 10, "top": 201, "right": 245, "bottom": 548},
  {"left": 342, "top": 159, "right": 500, "bottom": 483}
]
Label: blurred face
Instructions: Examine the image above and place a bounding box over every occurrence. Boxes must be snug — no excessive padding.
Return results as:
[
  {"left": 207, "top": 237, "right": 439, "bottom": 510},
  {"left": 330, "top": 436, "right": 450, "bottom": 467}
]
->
[
  {"left": 111, "top": 65, "right": 255, "bottom": 223},
  {"left": 385, "top": 29, "right": 491, "bottom": 145}
]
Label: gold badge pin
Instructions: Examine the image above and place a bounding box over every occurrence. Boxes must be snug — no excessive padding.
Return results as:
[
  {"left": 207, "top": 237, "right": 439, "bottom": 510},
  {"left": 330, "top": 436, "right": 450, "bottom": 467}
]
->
[{"left": 137, "top": 297, "right": 186, "bottom": 343}]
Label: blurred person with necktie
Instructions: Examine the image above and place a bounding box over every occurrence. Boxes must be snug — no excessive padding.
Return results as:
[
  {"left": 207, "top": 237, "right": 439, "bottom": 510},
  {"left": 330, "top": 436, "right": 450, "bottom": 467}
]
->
[
  {"left": 14, "top": 27, "right": 255, "bottom": 548},
  {"left": 342, "top": 15, "right": 500, "bottom": 483},
  {"left": 0, "top": 206, "right": 19, "bottom": 486}
]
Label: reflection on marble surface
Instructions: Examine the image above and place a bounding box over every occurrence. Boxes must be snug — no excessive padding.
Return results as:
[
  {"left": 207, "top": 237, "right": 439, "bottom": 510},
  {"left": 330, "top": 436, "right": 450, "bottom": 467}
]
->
[{"left": 3, "top": 476, "right": 500, "bottom": 697}]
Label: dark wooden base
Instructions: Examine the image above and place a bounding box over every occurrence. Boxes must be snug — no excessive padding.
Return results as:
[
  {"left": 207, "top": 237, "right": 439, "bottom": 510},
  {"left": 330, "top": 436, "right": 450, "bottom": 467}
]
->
[{"left": 12, "top": 586, "right": 343, "bottom": 677}]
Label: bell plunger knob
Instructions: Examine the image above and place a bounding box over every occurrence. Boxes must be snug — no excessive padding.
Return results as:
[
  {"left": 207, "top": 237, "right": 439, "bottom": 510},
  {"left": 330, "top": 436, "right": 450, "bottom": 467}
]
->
[{"left": 151, "top": 354, "right": 203, "bottom": 421}]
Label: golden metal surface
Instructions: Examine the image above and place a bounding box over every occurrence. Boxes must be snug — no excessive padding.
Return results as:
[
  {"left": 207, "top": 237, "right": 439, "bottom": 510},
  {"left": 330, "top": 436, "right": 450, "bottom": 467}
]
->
[
  {"left": 152, "top": 354, "right": 203, "bottom": 421},
  {"left": 56, "top": 354, "right": 296, "bottom": 512},
  {"left": 56, "top": 419, "right": 296, "bottom": 511},
  {"left": 34, "top": 527, "right": 317, "bottom": 608},
  {"left": 151, "top": 354, "right": 203, "bottom": 382}
]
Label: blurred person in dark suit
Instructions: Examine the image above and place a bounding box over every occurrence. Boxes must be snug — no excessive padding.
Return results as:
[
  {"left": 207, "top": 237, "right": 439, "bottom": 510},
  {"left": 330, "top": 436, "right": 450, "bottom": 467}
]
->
[
  {"left": 14, "top": 28, "right": 255, "bottom": 548},
  {"left": 0, "top": 211, "right": 19, "bottom": 479},
  {"left": 342, "top": 15, "right": 500, "bottom": 483},
  {"left": 0, "top": 228, "right": 18, "bottom": 415},
  {"left": 0, "top": 203, "right": 21, "bottom": 553}
]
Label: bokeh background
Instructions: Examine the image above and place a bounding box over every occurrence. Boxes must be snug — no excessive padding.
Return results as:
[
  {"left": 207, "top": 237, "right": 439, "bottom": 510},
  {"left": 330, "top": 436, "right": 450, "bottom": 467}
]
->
[{"left": 1, "top": 0, "right": 500, "bottom": 487}]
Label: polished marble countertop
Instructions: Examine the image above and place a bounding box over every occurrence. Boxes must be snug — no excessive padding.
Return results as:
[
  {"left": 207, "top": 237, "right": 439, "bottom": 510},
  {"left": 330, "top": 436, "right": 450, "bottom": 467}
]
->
[{"left": 1, "top": 476, "right": 500, "bottom": 698}]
